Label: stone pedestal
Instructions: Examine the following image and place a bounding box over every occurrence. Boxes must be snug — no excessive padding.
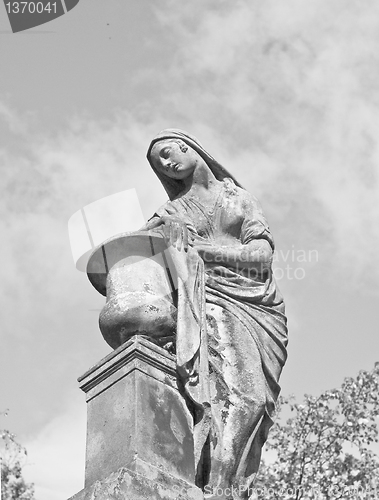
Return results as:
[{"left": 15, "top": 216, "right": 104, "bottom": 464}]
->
[{"left": 68, "top": 336, "right": 203, "bottom": 500}]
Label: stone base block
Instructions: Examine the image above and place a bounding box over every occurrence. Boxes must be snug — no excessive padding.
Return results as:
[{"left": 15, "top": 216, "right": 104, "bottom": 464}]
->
[
  {"left": 68, "top": 461, "right": 203, "bottom": 500},
  {"left": 68, "top": 335, "right": 201, "bottom": 499}
]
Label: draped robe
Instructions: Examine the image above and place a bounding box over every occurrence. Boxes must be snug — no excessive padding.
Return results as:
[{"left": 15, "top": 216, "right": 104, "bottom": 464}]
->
[{"left": 147, "top": 177, "right": 288, "bottom": 499}]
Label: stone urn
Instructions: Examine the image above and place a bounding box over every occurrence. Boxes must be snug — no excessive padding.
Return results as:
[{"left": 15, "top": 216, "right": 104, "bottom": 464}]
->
[{"left": 87, "top": 231, "right": 178, "bottom": 349}]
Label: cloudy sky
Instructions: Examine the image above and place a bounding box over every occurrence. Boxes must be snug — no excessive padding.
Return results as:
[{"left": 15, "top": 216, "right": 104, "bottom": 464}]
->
[{"left": 1, "top": 1, "right": 378, "bottom": 498}]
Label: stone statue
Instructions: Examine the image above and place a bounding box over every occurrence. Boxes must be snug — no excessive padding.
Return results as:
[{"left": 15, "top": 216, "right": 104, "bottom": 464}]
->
[
  {"left": 135, "top": 129, "right": 289, "bottom": 499},
  {"left": 86, "top": 129, "right": 288, "bottom": 499}
]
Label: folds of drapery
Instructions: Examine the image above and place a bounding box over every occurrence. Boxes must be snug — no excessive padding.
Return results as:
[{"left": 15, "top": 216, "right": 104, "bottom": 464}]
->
[
  {"left": 143, "top": 186, "right": 288, "bottom": 481},
  {"left": 167, "top": 246, "right": 212, "bottom": 468},
  {"left": 170, "top": 246, "right": 287, "bottom": 478}
]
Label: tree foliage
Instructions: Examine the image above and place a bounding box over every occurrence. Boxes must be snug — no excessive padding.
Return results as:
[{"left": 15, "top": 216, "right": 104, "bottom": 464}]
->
[
  {"left": 255, "top": 363, "right": 379, "bottom": 499},
  {"left": 0, "top": 413, "right": 35, "bottom": 500}
]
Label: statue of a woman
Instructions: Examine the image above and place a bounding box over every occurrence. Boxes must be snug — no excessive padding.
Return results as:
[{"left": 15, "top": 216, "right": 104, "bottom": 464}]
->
[{"left": 142, "top": 129, "right": 288, "bottom": 499}]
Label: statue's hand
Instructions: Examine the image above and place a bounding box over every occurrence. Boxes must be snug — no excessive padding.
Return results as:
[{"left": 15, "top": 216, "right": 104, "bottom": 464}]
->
[{"left": 147, "top": 216, "right": 189, "bottom": 252}]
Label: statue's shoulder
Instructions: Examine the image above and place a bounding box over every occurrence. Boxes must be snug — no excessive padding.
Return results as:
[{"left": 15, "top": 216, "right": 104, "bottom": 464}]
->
[{"left": 225, "top": 179, "right": 263, "bottom": 215}]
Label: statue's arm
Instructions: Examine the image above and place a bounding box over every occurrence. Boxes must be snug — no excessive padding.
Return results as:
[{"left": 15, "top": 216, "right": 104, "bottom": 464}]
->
[
  {"left": 195, "top": 191, "right": 274, "bottom": 271},
  {"left": 195, "top": 239, "right": 272, "bottom": 271}
]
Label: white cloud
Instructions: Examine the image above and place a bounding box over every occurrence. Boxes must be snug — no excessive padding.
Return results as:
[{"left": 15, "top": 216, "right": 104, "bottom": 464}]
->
[
  {"left": 149, "top": 0, "right": 379, "bottom": 288},
  {"left": 0, "top": 100, "right": 29, "bottom": 135},
  {"left": 0, "top": 107, "right": 171, "bottom": 452}
]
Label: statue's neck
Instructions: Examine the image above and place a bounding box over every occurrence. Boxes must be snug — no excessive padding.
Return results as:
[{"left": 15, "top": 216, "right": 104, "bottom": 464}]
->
[{"left": 182, "top": 161, "right": 222, "bottom": 198}]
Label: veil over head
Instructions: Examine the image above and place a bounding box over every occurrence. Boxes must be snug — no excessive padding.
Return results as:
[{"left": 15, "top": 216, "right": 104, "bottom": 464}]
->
[{"left": 147, "top": 128, "right": 244, "bottom": 200}]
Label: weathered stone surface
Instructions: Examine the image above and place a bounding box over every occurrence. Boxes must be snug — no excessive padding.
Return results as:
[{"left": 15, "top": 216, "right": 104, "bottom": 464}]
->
[
  {"left": 143, "top": 129, "right": 289, "bottom": 495},
  {"left": 68, "top": 464, "right": 203, "bottom": 500},
  {"left": 78, "top": 336, "right": 195, "bottom": 489},
  {"left": 80, "top": 129, "right": 289, "bottom": 498},
  {"left": 87, "top": 232, "right": 177, "bottom": 349}
]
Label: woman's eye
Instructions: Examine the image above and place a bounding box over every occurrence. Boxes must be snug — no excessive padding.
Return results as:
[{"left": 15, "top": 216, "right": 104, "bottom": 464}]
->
[{"left": 160, "top": 148, "right": 171, "bottom": 159}]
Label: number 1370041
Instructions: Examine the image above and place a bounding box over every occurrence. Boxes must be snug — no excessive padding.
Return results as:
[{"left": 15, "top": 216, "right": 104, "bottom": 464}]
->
[{"left": 5, "top": 2, "right": 57, "bottom": 14}]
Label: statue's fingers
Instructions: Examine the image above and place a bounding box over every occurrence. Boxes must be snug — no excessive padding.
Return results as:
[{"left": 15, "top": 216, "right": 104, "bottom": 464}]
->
[
  {"left": 180, "top": 224, "right": 188, "bottom": 252},
  {"left": 173, "top": 222, "right": 181, "bottom": 250},
  {"left": 163, "top": 222, "right": 171, "bottom": 245},
  {"left": 168, "top": 222, "right": 176, "bottom": 249},
  {"left": 184, "top": 226, "right": 189, "bottom": 252},
  {"left": 177, "top": 224, "right": 184, "bottom": 251},
  {"left": 145, "top": 217, "right": 162, "bottom": 230}
]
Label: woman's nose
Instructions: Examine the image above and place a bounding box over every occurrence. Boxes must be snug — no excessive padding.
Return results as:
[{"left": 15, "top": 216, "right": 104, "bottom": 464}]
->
[{"left": 162, "top": 158, "right": 172, "bottom": 167}]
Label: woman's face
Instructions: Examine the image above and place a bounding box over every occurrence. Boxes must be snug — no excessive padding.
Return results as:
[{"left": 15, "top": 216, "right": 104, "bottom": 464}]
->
[{"left": 150, "top": 140, "right": 200, "bottom": 180}]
